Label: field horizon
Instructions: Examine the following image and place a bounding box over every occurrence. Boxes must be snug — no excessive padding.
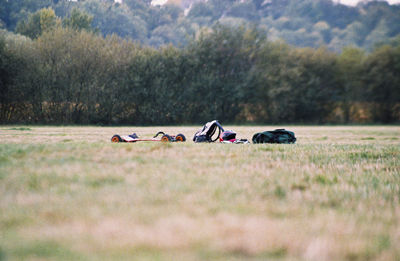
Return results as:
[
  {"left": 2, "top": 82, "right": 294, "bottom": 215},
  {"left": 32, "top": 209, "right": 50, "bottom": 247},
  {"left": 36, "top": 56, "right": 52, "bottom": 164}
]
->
[{"left": 1, "top": 125, "right": 399, "bottom": 261}]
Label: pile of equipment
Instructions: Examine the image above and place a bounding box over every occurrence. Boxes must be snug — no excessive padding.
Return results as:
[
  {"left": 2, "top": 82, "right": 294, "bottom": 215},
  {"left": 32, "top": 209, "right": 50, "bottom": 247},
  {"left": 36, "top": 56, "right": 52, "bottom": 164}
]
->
[
  {"left": 111, "top": 120, "right": 296, "bottom": 144},
  {"left": 193, "top": 120, "right": 250, "bottom": 144}
]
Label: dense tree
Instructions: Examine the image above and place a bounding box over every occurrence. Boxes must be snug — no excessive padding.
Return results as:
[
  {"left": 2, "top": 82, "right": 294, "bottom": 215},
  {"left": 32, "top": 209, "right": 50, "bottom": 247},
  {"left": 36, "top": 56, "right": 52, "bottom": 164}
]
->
[
  {"left": 337, "top": 47, "right": 365, "bottom": 122},
  {"left": 187, "top": 2, "right": 215, "bottom": 18},
  {"left": 0, "top": 0, "right": 52, "bottom": 30},
  {"left": 363, "top": 44, "right": 400, "bottom": 123},
  {"left": 16, "top": 7, "right": 59, "bottom": 39},
  {"left": 62, "top": 8, "right": 95, "bottom": 32},
  {"left": 0, "top": 23, "right": 399, "bottom": 124},
  {"left": 0, "top": 35, "right": 14, "bottom": 120},
  {"left": 226, "top": 1, "right": 258, "bottom": 21},
  {"left": 185, "top": 25, "right": 264, "bottom": 122},
  {"left": 2, "top": 0, "right": 400, "bottom": 51},
  {"left": 289, "top": 47, "right": 340, "bottom": 123},
  {"left": 248, "top": 41, "right": 293, "bottom": 123},
  {"left": 0, "top": 31, "right": 38, "bottom": 122}
]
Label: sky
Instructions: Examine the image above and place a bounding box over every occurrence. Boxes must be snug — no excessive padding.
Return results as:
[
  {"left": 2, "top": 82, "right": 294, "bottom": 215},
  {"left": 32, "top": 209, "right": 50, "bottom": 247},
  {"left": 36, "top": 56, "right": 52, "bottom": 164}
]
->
[
  {"left": 333, "top": 0, "right": 400, "bottom": 5},
  {"left": 151, "top": 0, "right": 168, "bottom": 5},
  {"left": 150, "top": 0, "right": 400, "bottom": 5}
]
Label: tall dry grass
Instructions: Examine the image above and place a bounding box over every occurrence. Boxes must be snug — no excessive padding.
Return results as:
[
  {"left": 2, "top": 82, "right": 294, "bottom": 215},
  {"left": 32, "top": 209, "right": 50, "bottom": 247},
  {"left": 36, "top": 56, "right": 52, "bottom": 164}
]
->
[{"left": 0, "top": 126, "right": 399, "bottom": 260}]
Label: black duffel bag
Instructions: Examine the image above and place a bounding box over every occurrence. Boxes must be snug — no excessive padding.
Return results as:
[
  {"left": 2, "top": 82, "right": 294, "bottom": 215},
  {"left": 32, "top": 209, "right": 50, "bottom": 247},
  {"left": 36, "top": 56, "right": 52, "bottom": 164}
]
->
[{"left": 252, "top": 129, "right": 296, "bottom": 144}]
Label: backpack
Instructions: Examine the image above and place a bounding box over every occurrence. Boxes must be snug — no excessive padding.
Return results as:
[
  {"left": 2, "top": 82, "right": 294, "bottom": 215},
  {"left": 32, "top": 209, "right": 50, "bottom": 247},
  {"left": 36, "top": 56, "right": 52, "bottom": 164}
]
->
[
  {"left": 252, "top": 129, "right": 296, "bottom": 144},
  {"left": 193, "top": 120, "right": 225, "bottom": 142}
]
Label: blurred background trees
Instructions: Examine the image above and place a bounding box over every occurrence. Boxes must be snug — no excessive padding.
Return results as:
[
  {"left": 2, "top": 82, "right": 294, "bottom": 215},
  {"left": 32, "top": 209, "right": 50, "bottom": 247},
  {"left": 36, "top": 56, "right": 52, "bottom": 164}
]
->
[
  {"left": 1, "top": 0, "right": 400, "bottom": 50},
  {"left": 0, "top": 0, "right": 399, "bottom": 124}
]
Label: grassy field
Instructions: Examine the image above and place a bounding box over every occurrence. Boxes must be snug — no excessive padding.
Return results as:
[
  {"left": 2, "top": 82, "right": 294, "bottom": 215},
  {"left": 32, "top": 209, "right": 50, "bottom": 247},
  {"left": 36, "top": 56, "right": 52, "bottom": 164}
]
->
[{"left": 0, "top": 125, "right": 399, "bottom": 261}]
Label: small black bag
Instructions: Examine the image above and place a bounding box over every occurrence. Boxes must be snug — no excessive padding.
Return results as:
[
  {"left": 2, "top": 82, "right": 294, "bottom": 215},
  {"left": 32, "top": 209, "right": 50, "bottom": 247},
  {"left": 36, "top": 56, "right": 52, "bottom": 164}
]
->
[{"left": 252, "top": 129, "right": 296, "bottom": 144}]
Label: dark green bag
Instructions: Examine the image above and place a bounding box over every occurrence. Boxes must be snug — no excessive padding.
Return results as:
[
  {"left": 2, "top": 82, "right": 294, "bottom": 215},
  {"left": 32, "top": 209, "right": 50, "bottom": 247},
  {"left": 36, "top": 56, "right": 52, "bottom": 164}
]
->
[{"left": 252, "top": 129, "right": 296, "bottom": 144}]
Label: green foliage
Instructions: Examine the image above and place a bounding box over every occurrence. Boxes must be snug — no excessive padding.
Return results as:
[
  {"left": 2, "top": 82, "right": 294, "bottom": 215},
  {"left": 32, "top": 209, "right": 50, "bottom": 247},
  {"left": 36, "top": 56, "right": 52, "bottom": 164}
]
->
[
  {"left": 62, "top": 8, "right": 94, "bottom": 32},
  {"left": 363, "top": 44, "right": 400, "bottom": 123},
  {"left": 16, "top": 7, "right": 59, "bottom": 39},
  {"left": 0, "top": 31, "right": 36, "bottom": 122},
  {"left": 187, "top": 2, "right": 214, "bottom": 18},
  {"left": 0, "top": 247, "right": 5, "bottom": 261},
  {"left": 0, "top": 0, "right": 52, "bottom": 30},
  {"left": 6, "top": 127, "right": 32, "bottom": 131},
  {"left": 15, "top": 11, "right": 42, "bottom": 39},
  {"left": 2, "top": 0, "right": 400, "bottom": 50},
  {"left": 0, "top": 23, "right": 399, "bottom": 124},
  {"left": 337, "top": 47, "right": 365, "bottom": 122},
  {"left": 39, "top": 7, "right": 57, "bottom": 32}
]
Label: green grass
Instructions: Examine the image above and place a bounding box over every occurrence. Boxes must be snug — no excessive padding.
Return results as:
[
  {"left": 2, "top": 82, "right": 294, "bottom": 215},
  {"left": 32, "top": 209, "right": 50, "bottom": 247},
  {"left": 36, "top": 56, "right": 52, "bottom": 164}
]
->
[
  {"left": 0, "top": 126, "right": 399, "bottom": 261},
  {"left": 4, "top": 127, "right": 32, "bottom": 131}
]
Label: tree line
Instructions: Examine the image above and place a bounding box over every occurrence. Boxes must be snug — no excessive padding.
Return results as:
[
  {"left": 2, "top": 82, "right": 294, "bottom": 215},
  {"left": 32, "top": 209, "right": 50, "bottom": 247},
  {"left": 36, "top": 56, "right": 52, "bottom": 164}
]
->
[
  {"left": 0, "top": 23, "right": 399, "bottom": 125},
  {"left": 1, "top": 0, "right": 400, "bottom": 51}
]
